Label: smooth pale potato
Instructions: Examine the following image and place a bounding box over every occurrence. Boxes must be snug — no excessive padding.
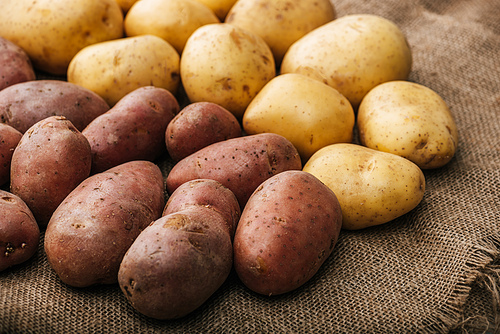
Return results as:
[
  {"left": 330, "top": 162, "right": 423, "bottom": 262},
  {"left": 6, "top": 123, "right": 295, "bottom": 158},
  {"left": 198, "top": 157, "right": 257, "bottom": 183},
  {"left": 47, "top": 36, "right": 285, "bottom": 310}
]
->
[
  {"left": 281, "top": 14, "right": 412, "bottom": 109},
  {"left": 195, "top": 0, "right": 238, "bottom": 20},
  {"left": 357, "top": 81, "right": 459, "bottom": 169},
  {"left": 0, "top": 37, "right": 36, "bottom": 91},
  {"left": 243, "top": 73, "right": 355, "bottom": 162},
  {"left": 0, "top": 190, "right": 40, "bottom": 272},
  {"left": 303, "top": 143, "right": 425, "bottom": 230},
  {"left": 125, "top": 0, "right": 220, "bottom": 54},
  {"left": 180, "top": 23, "right": 275, "bottom": 118},
  {"left": 233, "top": 170, "right": 342, "bottom": 296},
  {"left": 68, "top": 35, "right": 180, "bottom": 106},
  {"left": 225, "top": 0, "right": 336, "bottom": 63},
  {"left": 0, "top": 0, "right": 123, "bottom": 75}
]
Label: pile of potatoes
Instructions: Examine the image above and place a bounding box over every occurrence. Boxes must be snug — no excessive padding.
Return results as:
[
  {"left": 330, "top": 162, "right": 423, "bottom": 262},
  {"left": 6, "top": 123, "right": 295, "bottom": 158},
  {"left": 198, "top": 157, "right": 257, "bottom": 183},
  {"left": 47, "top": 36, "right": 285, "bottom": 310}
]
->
[{"left": 0, "top": 0, "right": 458, "bottom": 320}]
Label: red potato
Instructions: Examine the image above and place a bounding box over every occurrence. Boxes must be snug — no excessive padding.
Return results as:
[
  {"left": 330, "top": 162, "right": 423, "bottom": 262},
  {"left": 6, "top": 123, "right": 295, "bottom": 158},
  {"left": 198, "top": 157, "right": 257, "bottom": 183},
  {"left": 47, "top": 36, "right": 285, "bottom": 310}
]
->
[
  {"left": 0, "top": 123, "right": 22, "bottom": 186},
  {"left": 166, "top": 133, "right": 302, "bottom": 207},
  {"left": 118, "top": 179, "right": 239, "bottom": 320},
  {"left": 83, "top": 86, "right": 179, "bottom": 173},
  {"left": 233, "top": 170, "right": 343, "bottom": 296},
  {"left": 44, "top": 160, "right": 165, "bottom": 288},
  {"left": 163, "top": 179, "right": 241, "bottom": 238},
  {"left": 165, "top": 102, "right": 242, "bottom": 161},
  {"left": 10, "top": 116, "right": 92, "bottom": 228},
  {"left": 0, "top": 190, "right": 40, "bottom": 272},
  {"left": 0, "top": 37, "right": 36, "bottom": 91},
  {"left": 0, "top": 80, "right": 110, "bottom": 133}
]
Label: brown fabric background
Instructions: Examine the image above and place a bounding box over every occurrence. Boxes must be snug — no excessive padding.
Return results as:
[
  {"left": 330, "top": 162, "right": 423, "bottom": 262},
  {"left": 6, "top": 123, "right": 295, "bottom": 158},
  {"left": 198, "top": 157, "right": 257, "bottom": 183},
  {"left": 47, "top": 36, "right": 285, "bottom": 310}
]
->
[{"left": 1, "top": 0, "right": 499, "bottom": 333}]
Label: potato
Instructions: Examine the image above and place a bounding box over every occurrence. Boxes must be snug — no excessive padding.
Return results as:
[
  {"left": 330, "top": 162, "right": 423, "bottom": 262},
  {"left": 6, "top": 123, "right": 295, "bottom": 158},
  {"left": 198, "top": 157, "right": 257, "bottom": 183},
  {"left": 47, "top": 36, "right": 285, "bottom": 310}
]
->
[
  {"left": 180, "top": 23, "right": 275, "bottom": 118},
  {"left": 0, "top": 190, "right": 40, "bottom": 272},
  {"left": 233, "top": 170, "right": 342, "bottom": 296},
  {"left": 243, "top": 73, "right": 355, "bottom": 162},
  {"left": 118, "top": 205, "right": 233, "bottom": 319},
  {"left": 281, "top": 14, "right": 412, "bottom": 109},
  {"left": 82, "top": 86, "right": 179, "bottom": 174},
  {"left": 303, "top": 143, "right": 426, "bottom": 230},
  {"left": 44, "top": 161, "right": 165, "bottom": 287},
  {"left": 125, "top": 0, "right": 220, "bottom": 54},
  {"left": 0, "top": 37, "right": 36, "bottom": 91},
  {"left": 0, "top": 0, "right": 123, "bottom": 75},
  {"left": 68, "top": 35, "right": 180, "bottom": 106},
  {"left": 225, "top": 0, "right": 336, "bottom": 64},
  {"left": 0, "top": 124, "right": 22, "bottom": 186},
  {"left": 196, "top": 0, "right": 237, "bottom": 20},
  {"left": 166, "top": 102, "right": 242, "bottom": 161},
  {"left": 163, "top": 179, "right": 241, "bottom": 238},
  {"left": 10, "top": 116, "right": 92, "bottom": 228},
  {"left": 0, "top": 80, "right": 110, "bottom": 133},
  {"left": 166, "top": 133, "right": 302, "bottom": 207},
  {"left": 357, "top": 81, "right": 459, "bottom": 169},
  {"left": 118, "top": 179, "right": 238, "bottom": 319},
  {"left": 117, "top": 0, "right": 139, "bottom": 13}
]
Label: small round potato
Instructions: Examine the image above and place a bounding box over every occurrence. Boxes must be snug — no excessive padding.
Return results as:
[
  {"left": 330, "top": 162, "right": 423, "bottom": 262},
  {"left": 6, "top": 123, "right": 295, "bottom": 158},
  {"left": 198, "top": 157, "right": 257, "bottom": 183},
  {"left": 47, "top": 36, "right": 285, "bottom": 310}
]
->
[
  {"left": 68, "top": 35, "right": 180, "bottom": 106},
  {"left": 180, "top": 23, "right": 276, "bottom": 118},
  {"left": 125, "top": 0, "right": 220, "bottom": 54},
  {"left": 0, "top": 124, "right": 22, "bottom": 186},
  {"left": 357, "top": 81, "right": 459, "bottom": 169},
  {"left": 243, "top": 73, "right": 355, "bottom": 161},
  {"left": 303, "top": 143, "right": 425, "bottom": 230},
  {"left": 225, "top": 0, "right": 336, "bottom": 64},
  {"left": 166, "top": 102, "right": 242, "bottom": 161},
  {"left": 281, "top": 14, "right": 412, "bottom": 109},
  {"left": 196, "top": 0, "right": 238, "bottom": 20},
  {"left": 0, "top": 37, "right": 36, "bottom": 91},
  {"left": 0, "top": 0, "right": 123, "bottom": 75}
]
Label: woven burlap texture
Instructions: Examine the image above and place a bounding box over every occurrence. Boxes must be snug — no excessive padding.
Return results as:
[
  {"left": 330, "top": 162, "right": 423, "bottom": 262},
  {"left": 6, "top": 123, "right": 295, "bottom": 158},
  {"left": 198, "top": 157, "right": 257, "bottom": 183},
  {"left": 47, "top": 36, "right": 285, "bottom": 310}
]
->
[{"left": 1, "top": 0, "right": 499, "bottom": 333}]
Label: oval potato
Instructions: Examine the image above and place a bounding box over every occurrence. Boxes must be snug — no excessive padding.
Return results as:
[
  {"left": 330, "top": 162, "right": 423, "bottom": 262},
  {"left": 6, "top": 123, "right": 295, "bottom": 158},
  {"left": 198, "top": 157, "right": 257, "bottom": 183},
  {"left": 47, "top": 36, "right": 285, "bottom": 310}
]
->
[
  {"left": 357, "top": 81, "right": 459, "bottom": 169},
  {"left": 0, "top": 37, "right": 36, "bottom": 91},
  {"left": 0, "top": 124, "right": 22, "bottom": 186},
  {"left": 303, "top": 143, "right": 425, "bottom": 230},
  {"left": 180, "top": 23, "right": 275, "bottom": 118},
  {"left": 281, "top": 14, "right": 412, "bottom": 108},
  {"left": 243, "top": 73, "right": 355, "bottom": 161},
  {"left": 196, "top": 0, "right": 237, "bottom": 20},
  {"left": 125, "top": 0, "right": 220, "bottom": 54},
  {"left": 68, "top": 35, "right": 180, "bottom": 106},
  {"left": 0, "top": 0, "right": 123, "bottom": 75}
]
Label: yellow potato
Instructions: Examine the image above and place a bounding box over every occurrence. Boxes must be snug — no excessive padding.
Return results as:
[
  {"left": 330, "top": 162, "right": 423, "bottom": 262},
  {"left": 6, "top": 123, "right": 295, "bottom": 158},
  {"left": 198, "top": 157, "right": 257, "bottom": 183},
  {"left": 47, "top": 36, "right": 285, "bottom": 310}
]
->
[
  {"left": 180, "top": 23, "right": 275, "bottom": 118},
  {"left": 358, "top": 81, "right": 459, "bottom": 169},
  {"left": 0, "top": 0, "right": 123, "bottom": 75},
  {"left": 68, "top": 35, "right": 180, "bottom": 106},
  {"left": 303, "top": 143, "right": 425, "bottom": 230},
  {"left": 225, "top": 0, "right": 336, "bottom": 64},
  {"left": 116, "top": 0, "right": 138, "bottom": 13},
  {"left": 281, "top": 14, "right": 412, "bottom": 109},
  {"left": 243, "top": 73, "right": 355, "bottom": 161},
  {"left": 195, "top": 0, "right": 238, "bottom": 20},
  {"left": 125, "top": 0, "right": 220, "bottom": 54}
]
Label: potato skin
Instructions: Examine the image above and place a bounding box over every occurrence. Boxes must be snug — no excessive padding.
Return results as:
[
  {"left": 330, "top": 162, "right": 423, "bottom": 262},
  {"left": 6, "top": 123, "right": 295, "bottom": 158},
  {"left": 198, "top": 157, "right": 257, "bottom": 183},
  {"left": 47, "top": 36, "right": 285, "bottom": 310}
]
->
[
  {"left": 233, "top": 170, "right": 342, "bottom": 296},
  {"left": 0, "top": 80, "right": 110, "bottom": 133},
  {"left": 83, "top": 86, "right": 179, "bottom": 173},
  {"left": 0, "top": 190, "right": 40, "bottom": 272},
  {"left": 166, "top": 102, "right": 242, "bottom": 161},
  {"left": 0, "top": 124, "right": 22, "bottom": 186},
  {"left": 166, "top": 133, "right": 302, "bottom": 207},
  {"left": 303, "top": 143, "right": 426, "bottom": 230},
  {"left": 118, "top": 206, "right": 233, "bottom": 320},
  {"left": 163, "top": 179, "right": 241, "bottom": 238},
  {"left": 44, "top": 161, "right": 165, "bottom": 288},
  {"left": 0, "top": 37, "right": 36, "bottom": 91},
  {"left": 357, "top": 81, "right": 459, "bottom": 169},
  {"left": 10, "top": 116, "right": 92, "bottom": 227}
]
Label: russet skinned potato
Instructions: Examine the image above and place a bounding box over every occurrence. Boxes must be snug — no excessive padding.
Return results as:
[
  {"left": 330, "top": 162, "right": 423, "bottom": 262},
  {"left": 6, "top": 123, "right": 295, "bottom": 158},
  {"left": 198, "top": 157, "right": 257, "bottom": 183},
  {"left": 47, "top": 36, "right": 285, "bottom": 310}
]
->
[
  {"left": 125, "top": 0, "right": 220, "bottom": 54},
  {"left": 0, "top": 124, "right": 22, "bottom": 186},
  {"left": 281, "top": 14, "right": 412, "bottom": 109},
  {"left": 68, "top": 35, "right": 180, "bottom": 106},
  {"left": 303, "top": 143, "right": 426, "bottom": 230},
  {"left": 0, "top": 37, "right": 36, "bottom": 91},
  {"left": 0, "top": 0, "right": 123, "bottom": 75},
  {"left": 357, "top": 81, "right": 459, "bottom": 169}
]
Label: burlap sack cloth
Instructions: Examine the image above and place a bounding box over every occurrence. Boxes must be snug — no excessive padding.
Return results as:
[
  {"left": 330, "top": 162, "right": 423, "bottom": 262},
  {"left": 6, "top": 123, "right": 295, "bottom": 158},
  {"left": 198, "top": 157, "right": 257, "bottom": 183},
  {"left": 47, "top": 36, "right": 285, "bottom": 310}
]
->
[{"left": 1, "top": 0, "right": 499, "bottom": 333}]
